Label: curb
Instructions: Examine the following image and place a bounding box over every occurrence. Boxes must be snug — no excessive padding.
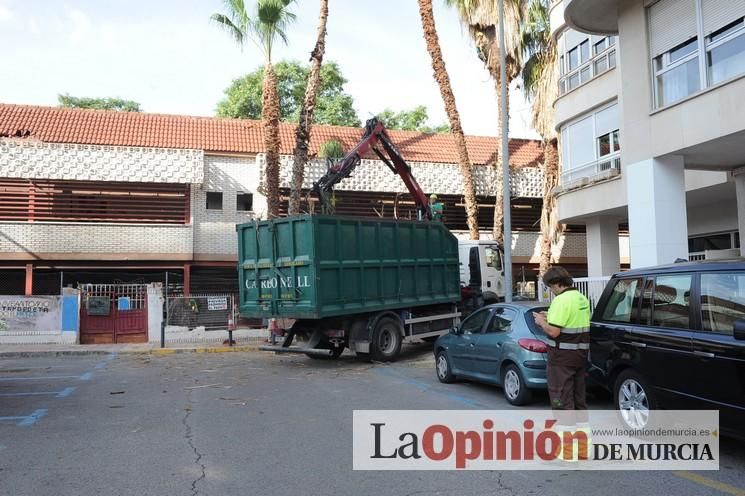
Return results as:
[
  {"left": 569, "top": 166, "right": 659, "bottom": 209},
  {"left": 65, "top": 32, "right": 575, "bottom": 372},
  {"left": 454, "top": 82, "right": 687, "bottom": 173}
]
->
[{"left": 0, "top": 344, "right": 262, "bottom": 358}]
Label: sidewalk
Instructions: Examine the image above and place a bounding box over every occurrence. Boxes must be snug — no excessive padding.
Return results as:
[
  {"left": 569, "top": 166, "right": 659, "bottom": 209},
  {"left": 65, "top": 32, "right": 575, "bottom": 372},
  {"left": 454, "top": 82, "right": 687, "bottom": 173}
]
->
[{"left": 0, "top": 329, "right": 270, "bottom": 358}]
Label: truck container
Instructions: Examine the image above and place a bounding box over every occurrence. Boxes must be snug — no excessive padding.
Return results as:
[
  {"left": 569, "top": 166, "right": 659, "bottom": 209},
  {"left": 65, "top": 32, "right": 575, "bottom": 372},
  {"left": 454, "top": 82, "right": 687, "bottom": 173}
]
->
[{"left": 238, "top": 214, "right": 462, "bottom": 361}]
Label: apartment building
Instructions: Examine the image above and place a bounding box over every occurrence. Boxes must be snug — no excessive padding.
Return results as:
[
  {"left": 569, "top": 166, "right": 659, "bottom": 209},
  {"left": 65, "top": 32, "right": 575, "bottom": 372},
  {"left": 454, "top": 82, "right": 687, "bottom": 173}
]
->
[
  {"left": 0, "top": 103, "right": 587, "bottom": 300},
  {"left": 551, "top": 0, "right": 744, "bottom": 274}
]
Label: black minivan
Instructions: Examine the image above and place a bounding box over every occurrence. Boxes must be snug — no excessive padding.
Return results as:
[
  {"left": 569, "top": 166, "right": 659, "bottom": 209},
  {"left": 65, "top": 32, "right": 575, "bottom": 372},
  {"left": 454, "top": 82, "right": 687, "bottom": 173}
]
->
[{"left": 589, "top": 259, "right": 745, "bottom": 437}]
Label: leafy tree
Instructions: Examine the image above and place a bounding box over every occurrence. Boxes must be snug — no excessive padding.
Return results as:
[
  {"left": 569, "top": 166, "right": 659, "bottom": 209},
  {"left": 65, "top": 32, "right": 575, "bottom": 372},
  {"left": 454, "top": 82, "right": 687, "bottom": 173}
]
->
[
  {"left": 319, "top": 139, "right": 344, "bottom": 159},
  {"left": 58, "top": 94, "right": 141, "bottom": 112},
  {"left": 376, "top": 105, "right": 449, "bottom": 133},
  {"left": 216, "top": 61, "right": 360, "bottom": 127},
  {"left": 211, "top": 0, "right": 297, "bottom": 219}
]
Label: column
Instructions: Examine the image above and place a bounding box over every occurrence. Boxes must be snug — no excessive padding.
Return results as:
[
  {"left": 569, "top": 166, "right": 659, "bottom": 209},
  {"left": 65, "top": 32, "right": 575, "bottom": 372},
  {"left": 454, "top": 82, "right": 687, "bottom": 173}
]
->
[
  {"left": 183, "top": 263, "right": 192, "bottom": 297},
  {"left": 25, "top": 264, "right": 33, "bottom": 296},
  {"left": 626, "top": 155, "right": 688, "bottom": 268},
  {"left": 585, "top": 216, "right": 621, "bottom": 277},
  {"left": 735, "top": 173, "right": 745, "bottom": 257}
]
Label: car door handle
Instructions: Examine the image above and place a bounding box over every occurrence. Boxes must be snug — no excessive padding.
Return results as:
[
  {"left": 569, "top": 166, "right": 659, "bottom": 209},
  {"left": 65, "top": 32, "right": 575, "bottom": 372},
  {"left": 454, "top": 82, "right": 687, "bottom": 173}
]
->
[
  {"left": 693, "top": 350, "right": 715, "bottom": 358},
  {"left": 469, "top": 343, "right": 475, "bottom": 347},
  {"left": 630, "top": 341, "right": 647, "bottom": 348}
]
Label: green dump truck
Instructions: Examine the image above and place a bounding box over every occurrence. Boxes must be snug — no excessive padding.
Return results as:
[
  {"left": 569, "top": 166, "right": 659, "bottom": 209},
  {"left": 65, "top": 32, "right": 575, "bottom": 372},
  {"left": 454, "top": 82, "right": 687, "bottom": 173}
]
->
[{"left": 238, "top": 214, "right": 463, "bottom": 361}]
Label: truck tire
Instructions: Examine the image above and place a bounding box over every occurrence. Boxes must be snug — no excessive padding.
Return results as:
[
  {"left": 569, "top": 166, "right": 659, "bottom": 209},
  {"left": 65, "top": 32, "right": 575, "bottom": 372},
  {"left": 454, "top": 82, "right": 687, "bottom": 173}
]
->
[{"left": 370, "top": 316, "right": 402, "bottom": 362}]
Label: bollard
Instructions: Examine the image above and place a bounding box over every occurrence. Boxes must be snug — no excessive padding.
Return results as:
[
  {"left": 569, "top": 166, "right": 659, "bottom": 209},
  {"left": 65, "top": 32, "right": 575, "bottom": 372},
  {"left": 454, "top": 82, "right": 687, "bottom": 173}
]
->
[{"left": 160, "top": 316, "right": 165, "bottom": 349}]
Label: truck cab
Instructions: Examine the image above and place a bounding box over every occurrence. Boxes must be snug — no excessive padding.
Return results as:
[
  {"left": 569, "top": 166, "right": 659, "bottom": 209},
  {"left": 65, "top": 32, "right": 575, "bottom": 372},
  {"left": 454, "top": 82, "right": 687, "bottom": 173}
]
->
[{"left": 458, "top": 240, "right": 505, "bottom": 303}]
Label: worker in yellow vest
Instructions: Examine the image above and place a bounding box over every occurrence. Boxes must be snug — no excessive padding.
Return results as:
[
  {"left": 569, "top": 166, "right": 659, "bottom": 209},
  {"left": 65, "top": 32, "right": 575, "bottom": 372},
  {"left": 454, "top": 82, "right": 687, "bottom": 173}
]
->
[{"left": 534, "top": 266, "right": 591, "bottom": 462}]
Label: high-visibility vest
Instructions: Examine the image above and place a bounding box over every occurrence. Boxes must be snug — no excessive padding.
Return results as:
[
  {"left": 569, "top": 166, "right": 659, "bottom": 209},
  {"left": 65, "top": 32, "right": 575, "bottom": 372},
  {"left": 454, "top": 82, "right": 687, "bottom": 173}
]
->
[{"left": 546, "top": 288, "right": 590, "bottom": 350}]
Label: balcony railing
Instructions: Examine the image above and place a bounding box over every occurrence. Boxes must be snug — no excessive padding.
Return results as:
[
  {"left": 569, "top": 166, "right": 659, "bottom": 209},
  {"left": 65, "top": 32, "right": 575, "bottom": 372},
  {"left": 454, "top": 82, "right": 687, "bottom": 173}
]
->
[{"left": 560, "top": 154, "right": 621, "bottom": 186}]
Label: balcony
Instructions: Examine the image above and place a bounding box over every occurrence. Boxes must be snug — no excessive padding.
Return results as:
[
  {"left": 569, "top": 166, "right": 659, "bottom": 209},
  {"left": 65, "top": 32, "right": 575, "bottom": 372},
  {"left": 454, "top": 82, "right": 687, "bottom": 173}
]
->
[
  {"left": 559, "top": 42, "right": 617, "bottom": 96},
  {"left": 559, "top": 153, "right": 621, "bottom": 192},
  {"left": 564, "top": 0, "right": 620, "bottom": 35}
]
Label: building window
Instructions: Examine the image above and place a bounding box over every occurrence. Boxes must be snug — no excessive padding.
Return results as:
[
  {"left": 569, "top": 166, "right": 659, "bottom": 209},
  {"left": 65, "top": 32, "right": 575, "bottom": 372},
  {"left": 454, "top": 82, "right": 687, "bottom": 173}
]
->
[
  {"left": 707, "top": 18, "right": 745, "bottom": 85},
  {"left": 650, "top": 0, "right": 745, "bottom": 108},
  {"left": 560, "top": 102, "right": 621, "bottom": 184},
  {"left": 206, "top": 192, "right": 223, "bottom": 210},
  {"left": 654, "top": 38, "right": 701, "bottom": 107},
  {"left": 237, "top": 192, "right": 253, "bottom": 211},
  {"left": 558, "top": 29, "right": 616, "bottom": 95}
]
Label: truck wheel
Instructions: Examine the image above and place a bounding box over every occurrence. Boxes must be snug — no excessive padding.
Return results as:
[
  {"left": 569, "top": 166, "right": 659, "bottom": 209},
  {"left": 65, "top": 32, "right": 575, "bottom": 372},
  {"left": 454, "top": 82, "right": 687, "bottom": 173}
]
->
[{"left": 370, "top": 316, "right": 402, "bottom": 362}]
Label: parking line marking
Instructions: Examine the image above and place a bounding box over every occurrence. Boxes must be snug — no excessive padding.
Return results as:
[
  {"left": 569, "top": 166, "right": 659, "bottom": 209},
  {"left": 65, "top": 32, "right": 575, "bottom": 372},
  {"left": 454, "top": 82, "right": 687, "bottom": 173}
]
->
[
  {"left": 79, "top": 372, "right": 93, "bottom": 381},
  {"left": 0, "top": 375, "right": 84, "bottom": 382},
  {"left": 0, "top": 409, "right": 48, "bottom": 427},
  {"left": 17, "top": 409, "right": 47, "bottom": 427},
  {"left": 0, "top": 386, "right": 76, "bottom": 398},
  {"left": 674, "top": 471, "right": 745, "bottom": 496}
]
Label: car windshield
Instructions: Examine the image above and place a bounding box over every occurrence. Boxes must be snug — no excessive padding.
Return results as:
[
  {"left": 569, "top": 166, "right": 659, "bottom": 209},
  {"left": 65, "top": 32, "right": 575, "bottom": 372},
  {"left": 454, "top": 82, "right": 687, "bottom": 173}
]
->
[{"left": 524, "top": 306, "right": 549, "bottom": 336}]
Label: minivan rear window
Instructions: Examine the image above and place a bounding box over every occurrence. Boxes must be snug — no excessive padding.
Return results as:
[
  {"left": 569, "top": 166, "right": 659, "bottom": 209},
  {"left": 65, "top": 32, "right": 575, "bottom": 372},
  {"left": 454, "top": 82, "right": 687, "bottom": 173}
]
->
[
  {"left": 701, "top": 272, "right": 745, "bottom": 335},
  {"left": 646, "top": 275, "right": 692, "bottom": 329}
]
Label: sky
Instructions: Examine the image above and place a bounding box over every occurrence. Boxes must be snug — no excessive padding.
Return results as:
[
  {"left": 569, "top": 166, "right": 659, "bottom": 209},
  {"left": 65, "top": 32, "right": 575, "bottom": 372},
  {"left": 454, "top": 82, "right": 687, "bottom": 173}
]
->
[{"left": 0, "top": 0, "right": 539, "bottom": 139}]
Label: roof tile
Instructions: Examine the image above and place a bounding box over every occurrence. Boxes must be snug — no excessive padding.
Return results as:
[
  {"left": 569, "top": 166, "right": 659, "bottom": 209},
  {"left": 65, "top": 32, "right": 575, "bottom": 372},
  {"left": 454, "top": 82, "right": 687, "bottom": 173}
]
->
[{"left": 0, "top": 103, "right": 543, "bottom": 167}]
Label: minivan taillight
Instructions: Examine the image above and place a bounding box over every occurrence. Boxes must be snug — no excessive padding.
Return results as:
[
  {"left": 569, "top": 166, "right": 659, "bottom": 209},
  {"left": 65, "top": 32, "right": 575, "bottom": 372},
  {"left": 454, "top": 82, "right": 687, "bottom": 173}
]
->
[{"left": 518, "top": 338, "right": 547, "bottom": 353}]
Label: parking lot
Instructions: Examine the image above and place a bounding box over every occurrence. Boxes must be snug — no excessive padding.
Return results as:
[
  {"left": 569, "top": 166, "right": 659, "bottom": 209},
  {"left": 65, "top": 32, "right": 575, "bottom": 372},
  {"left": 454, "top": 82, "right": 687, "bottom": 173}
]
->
[{"left": 1, "top": 344, "right": 744, "bottom": 496}]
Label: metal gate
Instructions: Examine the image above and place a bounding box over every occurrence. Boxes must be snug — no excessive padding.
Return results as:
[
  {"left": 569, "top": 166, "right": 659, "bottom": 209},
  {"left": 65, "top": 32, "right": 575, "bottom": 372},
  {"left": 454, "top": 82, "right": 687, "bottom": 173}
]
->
[{"left": 80, "top": 284, "right": 148, "bottom": 344}]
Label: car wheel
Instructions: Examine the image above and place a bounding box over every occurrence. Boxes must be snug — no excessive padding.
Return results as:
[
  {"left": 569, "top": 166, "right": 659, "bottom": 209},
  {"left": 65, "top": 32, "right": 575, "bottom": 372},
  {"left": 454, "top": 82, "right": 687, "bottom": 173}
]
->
[
  {"left": 435, "top": 350, "right": 456, "bottom": 383},
  {"left": 502, "top": 364, "right": 532, "bottom": 406},
  {"left": 370, "top": 317, "right": 402, "bottom": 362},
  {"left": 614, "top": 369, "right": 657, "bottom": 429}
]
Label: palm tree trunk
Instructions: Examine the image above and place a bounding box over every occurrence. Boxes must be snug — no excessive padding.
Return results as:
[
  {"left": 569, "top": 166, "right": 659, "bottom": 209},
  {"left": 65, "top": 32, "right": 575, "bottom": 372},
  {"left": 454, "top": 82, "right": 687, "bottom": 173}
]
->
[
  {"left": 539, "top": 138, "right": 562, "bottom": 276},
  {"left": 288, "top": 0, "right": 328, "bottom": 216},
  {"left": 263, "top": 61, "right": 282, "bottom": 219},
  {"left": 492, "top": 72, "right": 503, "bottom": 244},
  {"left": 417, "top": 0, "right": 479, "bottom": 240}
]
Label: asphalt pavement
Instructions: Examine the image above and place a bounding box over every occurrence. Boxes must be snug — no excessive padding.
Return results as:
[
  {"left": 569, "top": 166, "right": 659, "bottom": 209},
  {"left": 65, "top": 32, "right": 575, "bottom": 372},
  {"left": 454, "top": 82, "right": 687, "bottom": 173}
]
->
[{"left": 1, "top": 343, "right": 744, "bottom": 496}]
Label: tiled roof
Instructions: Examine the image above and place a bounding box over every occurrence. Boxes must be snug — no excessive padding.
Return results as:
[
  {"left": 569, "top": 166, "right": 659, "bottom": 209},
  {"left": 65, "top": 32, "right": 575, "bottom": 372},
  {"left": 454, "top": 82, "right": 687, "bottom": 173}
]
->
[{"left": 0, "top": 103, "right": 543, "bottom": 167}]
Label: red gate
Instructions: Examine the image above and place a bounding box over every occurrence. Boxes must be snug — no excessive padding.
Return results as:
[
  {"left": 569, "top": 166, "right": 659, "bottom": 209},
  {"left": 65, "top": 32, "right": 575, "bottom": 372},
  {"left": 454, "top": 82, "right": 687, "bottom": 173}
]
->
[{"left": 80, "top": 284, "right": 149, "bottom": 344}]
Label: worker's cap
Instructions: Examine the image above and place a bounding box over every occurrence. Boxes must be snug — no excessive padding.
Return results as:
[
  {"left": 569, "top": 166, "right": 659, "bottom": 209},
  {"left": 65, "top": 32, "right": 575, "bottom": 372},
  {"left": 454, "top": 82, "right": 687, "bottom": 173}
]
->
[{"left": 430, "top": 194, "right": 438, "bottom": 200}]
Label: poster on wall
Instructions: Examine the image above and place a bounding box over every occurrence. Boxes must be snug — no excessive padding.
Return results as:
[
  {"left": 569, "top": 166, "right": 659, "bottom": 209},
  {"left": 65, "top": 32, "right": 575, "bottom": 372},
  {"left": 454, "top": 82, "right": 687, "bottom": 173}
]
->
[{"left": 0, "top": 296, "right": 61, "bottom": 333}]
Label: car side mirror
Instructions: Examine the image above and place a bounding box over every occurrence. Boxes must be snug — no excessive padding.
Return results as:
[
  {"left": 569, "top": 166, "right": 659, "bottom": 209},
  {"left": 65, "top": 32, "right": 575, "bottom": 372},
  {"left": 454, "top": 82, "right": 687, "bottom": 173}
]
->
[{"left": 734, "top": 319, "right": 745, "bottom": 341}]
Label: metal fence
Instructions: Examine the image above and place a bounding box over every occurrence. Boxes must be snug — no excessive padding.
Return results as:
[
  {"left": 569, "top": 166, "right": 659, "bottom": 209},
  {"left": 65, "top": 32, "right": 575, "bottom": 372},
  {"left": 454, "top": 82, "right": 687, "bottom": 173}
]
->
[
  {"left": 538, "top": 276, "right": 611, "bottom": 314},
  {"left": 166, "top": 293, "right": 236, "bottom": 331}
]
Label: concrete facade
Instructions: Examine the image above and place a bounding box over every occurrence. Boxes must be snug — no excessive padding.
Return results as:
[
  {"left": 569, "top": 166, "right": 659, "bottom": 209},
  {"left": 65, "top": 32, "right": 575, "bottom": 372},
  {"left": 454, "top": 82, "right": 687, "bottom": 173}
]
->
[{"left": 553, "top": 0, "right": 745, "bottom": 271}]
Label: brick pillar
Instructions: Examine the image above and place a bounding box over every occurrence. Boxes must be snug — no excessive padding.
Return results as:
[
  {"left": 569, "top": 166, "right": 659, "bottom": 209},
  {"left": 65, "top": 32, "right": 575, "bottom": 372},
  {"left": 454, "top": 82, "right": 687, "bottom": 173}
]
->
[
  {"left": 25, "top": 264, "right": 33, "bottom": 296},
  {"left": 183, "top": 263, "right": 191, "bottom": 297}
]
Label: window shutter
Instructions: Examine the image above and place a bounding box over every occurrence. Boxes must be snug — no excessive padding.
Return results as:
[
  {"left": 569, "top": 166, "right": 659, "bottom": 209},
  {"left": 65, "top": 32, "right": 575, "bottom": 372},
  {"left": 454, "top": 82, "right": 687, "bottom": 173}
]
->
[
  {"left": 648, "top": 0, "right": 698, "bottom": 57},
  {"left": 595, "top": 104, "right": 619, "bottom": 138},
  {"left": 702, "top": 0, "right": 745, "bottom": 35}
]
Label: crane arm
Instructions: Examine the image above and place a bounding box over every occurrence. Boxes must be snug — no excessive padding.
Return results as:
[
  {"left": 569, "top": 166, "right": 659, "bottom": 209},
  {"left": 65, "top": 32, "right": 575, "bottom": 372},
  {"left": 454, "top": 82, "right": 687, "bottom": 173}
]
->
[{"left": 312, "top": 117, "right": 432, "bottom": 220}]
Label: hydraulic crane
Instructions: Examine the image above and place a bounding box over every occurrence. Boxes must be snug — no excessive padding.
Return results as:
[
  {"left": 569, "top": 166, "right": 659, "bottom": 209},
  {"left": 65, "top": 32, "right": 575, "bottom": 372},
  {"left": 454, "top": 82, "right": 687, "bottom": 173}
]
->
[{"left": 312, "top": 117, "right": 432, "bottom": 220}]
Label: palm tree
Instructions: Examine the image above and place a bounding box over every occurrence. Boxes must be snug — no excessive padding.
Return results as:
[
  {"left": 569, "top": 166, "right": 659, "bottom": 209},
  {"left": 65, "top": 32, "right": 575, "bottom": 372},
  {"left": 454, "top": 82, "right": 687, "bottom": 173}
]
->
[
  {"left": 212, "top": 0, "right": 296, "bottom": 219},
  {"left": 288, "top": 0, "right": 329, "bottom": 216},
  {"left": 445, "top": 0, "right": 523, "bottom": 244},
  {"left": 417, "top": 0, "right": 479, "bottom": 240},
  {"left": 520, "top": 0, "right": 562, "bottom": 276}
]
